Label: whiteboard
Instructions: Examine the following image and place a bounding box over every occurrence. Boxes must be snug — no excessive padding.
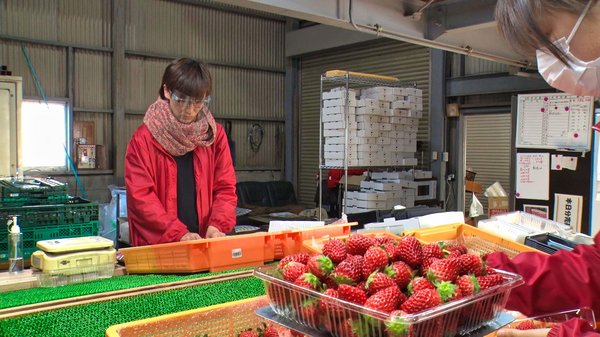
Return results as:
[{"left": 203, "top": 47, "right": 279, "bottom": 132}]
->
[
  {"left": 516, "top": 94, "right": 594, "bottom": 150},
  {"left": 515, "top": 153, "right": 549, "bottom": 200}
]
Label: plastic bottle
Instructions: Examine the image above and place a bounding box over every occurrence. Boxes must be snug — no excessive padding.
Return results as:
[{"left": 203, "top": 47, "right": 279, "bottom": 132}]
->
[{"left": 8, "top": 216, "right": 23, "bottom": 274}]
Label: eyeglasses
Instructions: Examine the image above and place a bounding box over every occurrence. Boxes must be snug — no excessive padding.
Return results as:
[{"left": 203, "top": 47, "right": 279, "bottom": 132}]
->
[{"left": 170, "top": 91, "right": 211, "bottom": 107}]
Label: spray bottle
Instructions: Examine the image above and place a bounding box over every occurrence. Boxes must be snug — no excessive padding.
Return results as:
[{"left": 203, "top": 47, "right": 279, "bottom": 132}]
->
[{"left": 8, "top": 216, "right": 23, "bottom": 274}]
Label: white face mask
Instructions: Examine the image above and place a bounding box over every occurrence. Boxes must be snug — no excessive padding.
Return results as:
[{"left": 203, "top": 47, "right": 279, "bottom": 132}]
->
[{"left": 536, "top": 0, "right": 600, "bottom": 96}]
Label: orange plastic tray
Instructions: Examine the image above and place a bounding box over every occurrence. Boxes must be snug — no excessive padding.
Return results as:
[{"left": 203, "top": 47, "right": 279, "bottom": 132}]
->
[
  {"left": 121, "top": 223, "right": 355, "bottom": 274},
  {"left": 105, "top": 296, "right": 302, "bottom": 337},
  {"left": 405, "top": 224, "right": 543, "bottom": 258}
]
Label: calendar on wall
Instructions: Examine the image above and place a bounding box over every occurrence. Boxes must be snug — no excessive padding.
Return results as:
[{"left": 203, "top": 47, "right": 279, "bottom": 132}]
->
[{"left": 516, "top": 93, "right": 594, "bottom": 151}]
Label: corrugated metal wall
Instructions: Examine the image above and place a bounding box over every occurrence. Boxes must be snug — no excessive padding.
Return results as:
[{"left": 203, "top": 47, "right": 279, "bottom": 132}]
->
[
  {"left": 298, "top": 39, "right": 431, "bottom": 205},
  {"left": 0, "top": 0, "right": 285, "bottom": 201},
  {"left": 464, "top": 113, "right": 512, "bottom": 213},
  {"left": 124, "top": 0, "right": 285, "bottom": 174}
]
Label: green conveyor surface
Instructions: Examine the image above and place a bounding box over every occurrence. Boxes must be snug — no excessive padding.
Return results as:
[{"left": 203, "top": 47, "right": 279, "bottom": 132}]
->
[{"left": 0, "top": 269, "right": 266, "bottom": 337}]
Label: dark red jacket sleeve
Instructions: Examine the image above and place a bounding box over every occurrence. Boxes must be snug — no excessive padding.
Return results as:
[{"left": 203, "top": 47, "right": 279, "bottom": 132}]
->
[
  {"left": 125, "top": 132, "right": 188, "bottom": 245},
  {"left": 548, "top": 318, "right": 599, "bottom": 337},
  {"left": 207, "top": 125, "right": 237, "bottom": 234},
  {"left": 486, "top": 233, "right": 600, "bottom": 318}
]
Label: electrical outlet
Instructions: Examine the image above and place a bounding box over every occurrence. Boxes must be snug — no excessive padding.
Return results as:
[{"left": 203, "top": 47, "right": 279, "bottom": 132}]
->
[
  {"left": 442, "top": 152, "right": 449, "bottom": 162},
  {"left": 432, "top": 151, "right": 438, "bottom": 160}
]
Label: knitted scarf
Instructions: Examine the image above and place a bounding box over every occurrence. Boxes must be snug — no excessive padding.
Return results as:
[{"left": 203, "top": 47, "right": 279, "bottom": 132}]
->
[{"left": 143, "top": 98, "right": 217, "bottom": 156}]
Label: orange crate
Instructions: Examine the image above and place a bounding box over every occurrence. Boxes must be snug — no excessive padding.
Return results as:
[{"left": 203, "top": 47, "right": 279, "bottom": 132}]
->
[
  {"left": 302, "top": 230, "right": 402, "bottom": 254},
  {"left": 265, "top": 223, "right": 355, "bottom": 260},
  {"left": 405, "top": 224, "right": 542, "bottom": 258},
  {"left": 106, "top": 296, "right": 302, "bottom": 337},
  {"left": 121, "top": 232, "right": 271, "bottom": 274}
]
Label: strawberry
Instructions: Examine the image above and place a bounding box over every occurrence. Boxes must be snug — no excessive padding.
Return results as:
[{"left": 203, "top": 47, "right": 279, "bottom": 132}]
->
[
  {"left": 307, "top": 254, "right": 334, "bottom": 279},
  {"left": 323, "top": 239, "right": 347, "bottom": 264},
  {"left": 239, "top": 330, "right": 258, "bottom": 337},
  {"left": 278, "top": 253, "right": 310, "bottom": 269},
  {"left": 407, "top": 277, "right": 435, "bottom": 295},
  {"left": 282, "top": 261, "right": 308, "bottom": 282},
  {"left": 322, "top": 276, "right": 338, "bottom": 290},
  {"left": 435, "top": 281, "right": 462, "bottom": 302},
  {"left": 384, "top": 261, "right": 413, "bottom": 290},
  {"left": 362, "top": 246, "right": 389, "bottom": 278},
  {"left": 294, "top": 273, "right": 321, "bottom": 291},
  {"left": 347, "top": 234, "right": 376, "bottom": 256},
  {"left": 420, "top": 257, "right": 438, "bottom": 275},
  {"left": 262, "top": 327, "right": 279, "bottom": 337},
  {"left": 476, "top": 274, "right": 504, "bottom": 290},
  {"left": 337, "top": 284, "right": 368, "bottom": 305},
  {"left": 425, "top": 258, "right": 459, "bottom": 283},
  {"left": 386, "top": 310, "right": 413, "bottom": 337},
  {"left": 257, "top": 323, "right": 280, "bottom": 337},
  {"left": 484, "top": 265, "right": 497, "bottom": 275},
  {"left": 321, "top": 289, "right": 341, "bottom": 331},
  {"left": 445, "top": 243, "right": 468, "bottom": 255},
  {"left": 375, "top": 236, "right": 395, "bottom": 245},
  {"left": 383, "top": 243, "right": 399, "bottom": 262},
  {"left": 457, "top": 254, "right": 486, "bottom": 276},
  {"left": 365, "top": 272, "right": 396, "bottom": 295},
  {"left": 401, "top": 289, "right": 442, "bottom": 314},
  {"left": 299, "top": 297, "right": 320, "bottom": 326},
  {"left": 364, "top": 285, "right": 404, "bottom": 313},
  {"left": 333, "top": 258, "right": 362, "bottom": 285},
  {"left": 336, "top": 318, "right": 359, "bottom": 337},
  {"left": 422, "top": 242, "right": 444, "bottom": 260},
  {"left": 456, "top": 274, "right": 481, "bottom": 296},
  {"left": 515, "top": 320, "right": 536, "bottom": 330},
  {"left": 356, "top": 281, "right": 367, "bottom": 292},
  {"left": 396, "top": 236, "right": 423, "bottom": 268}
]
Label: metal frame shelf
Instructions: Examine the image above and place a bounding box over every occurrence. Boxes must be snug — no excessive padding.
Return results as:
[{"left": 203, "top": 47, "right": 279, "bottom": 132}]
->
[{"left": 318, "top": 71, "right": 418, "bottom": 218}]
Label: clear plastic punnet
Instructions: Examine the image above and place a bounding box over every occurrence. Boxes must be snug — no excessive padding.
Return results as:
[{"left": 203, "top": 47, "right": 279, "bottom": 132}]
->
[{"left": 254, "top": 265, "right": 524, "bottom": 337}]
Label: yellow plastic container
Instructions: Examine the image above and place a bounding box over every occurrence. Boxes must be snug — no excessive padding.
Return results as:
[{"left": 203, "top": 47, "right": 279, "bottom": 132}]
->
[
  {"left": 405, "top": 224, "right": 543, "bottom": 258},
  {"left": 106, "top": 296, "right": 288, "bottom": 337}
]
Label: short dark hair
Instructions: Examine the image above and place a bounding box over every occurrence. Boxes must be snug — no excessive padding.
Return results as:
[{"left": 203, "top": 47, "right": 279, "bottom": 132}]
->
[
  {"left": 495, "top": 0, "right": 591, "bottom": 66},
  {"left": 159, "top": 58, "right": 212, "bottom": 100}
]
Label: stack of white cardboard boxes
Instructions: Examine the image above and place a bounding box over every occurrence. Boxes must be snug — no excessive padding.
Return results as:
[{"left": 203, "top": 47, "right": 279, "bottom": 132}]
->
[
  {"left": 344, "top": 170, "right": 435, "bottom": 214},
  {"left": 322, "top": 86, "right": 423, "bottom": 167}
]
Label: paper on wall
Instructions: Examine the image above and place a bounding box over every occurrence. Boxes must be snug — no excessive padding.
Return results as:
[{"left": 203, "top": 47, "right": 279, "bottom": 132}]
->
[
  {"left": 516, "top": 153, "right": 550, "bottom": 200},
  {"left": 551, "top": 154, "right": 578, "bottom": 171},
  {"left": 554, "top": 193, "right": 583, "bottom": 233},
  {"left": 562, "top": 156, "right": 578, "bottom": 170}
]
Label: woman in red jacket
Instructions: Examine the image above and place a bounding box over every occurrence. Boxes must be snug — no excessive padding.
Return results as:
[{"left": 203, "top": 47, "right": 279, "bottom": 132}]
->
[
  {"left": 125, "top": 58, "right": 237, "bottom": 246},
  {"left": 494, "top": 1, "right": 600, "bottom": 336}
]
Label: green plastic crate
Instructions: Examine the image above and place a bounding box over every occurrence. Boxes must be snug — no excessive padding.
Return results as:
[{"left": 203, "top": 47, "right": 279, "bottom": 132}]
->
[
  {"left": 0, "top": 178, "right": 68, "bottom": 206},
  {"left": 0, "top": 221, "right": 99, "bottom": 261},
  {"left": 0, "top": 198, "right": 98, "bottom": 226}
]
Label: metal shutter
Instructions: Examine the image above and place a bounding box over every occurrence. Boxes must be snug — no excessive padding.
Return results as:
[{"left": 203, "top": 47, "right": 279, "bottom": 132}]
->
[
  {"left": 298, "top": 39, "right": 430, "bottom": 205},
  {"left": 464, "top": 113, "right": 512, "bottom": 214}
]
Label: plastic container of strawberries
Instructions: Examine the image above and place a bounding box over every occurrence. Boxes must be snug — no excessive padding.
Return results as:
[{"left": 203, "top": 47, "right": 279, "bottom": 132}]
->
[{"left": 255, "top": 265, "right": 524, "bottom": 337}]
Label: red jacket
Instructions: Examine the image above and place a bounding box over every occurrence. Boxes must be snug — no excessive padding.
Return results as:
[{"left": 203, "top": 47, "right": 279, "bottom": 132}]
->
[
  {"left": 125, "top": 123, "right": 237, "bottom": 246},
  {"left": 487, "top": 233, "right": 600, "bottom": 337}
]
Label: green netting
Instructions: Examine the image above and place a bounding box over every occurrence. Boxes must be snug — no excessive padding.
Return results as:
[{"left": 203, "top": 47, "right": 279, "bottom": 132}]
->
[
  {"left": 0, "top": 276, "right": 266, "bottom": 337},
  {"left": 0, "top": 268, "right": 254, "bottom": 309}
]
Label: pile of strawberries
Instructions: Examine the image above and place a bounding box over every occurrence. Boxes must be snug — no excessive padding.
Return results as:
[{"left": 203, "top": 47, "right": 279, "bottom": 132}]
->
[{"left": 267, "top": 234, "right": 508, "bottom": 337}]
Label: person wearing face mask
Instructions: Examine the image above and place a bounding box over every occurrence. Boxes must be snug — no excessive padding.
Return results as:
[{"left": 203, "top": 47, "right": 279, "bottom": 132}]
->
[
  {"left": 125, "top": 58, "right": 237, "bottom": 246},
  {"left": 491, "top": 1, "right": 600, "bottom": 337}
]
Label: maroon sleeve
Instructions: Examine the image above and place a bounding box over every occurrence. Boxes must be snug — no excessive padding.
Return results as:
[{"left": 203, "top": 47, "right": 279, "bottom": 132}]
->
[
  {"left": 208, "top": 126, "right": 237, "bottom": 234},
  {"left": 547, "top": 318, "right": 599, "bottom": 337},
  {"left": 486, "top": 233, "right": 600, "bottom": 317},
  {"left": 125, "top": 132, "right": 188, "bottom": 245}
]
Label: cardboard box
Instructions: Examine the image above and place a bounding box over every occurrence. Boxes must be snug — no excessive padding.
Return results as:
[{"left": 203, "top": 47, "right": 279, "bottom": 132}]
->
[
  {"left": 488, "top": 196, "right": 510, "bottom": 217},
  {"left": 465, "top": 180, "right": 483, "bottom": 193},
  {"left": 77, "top": 144, "right": 97, "bottom": 169}
]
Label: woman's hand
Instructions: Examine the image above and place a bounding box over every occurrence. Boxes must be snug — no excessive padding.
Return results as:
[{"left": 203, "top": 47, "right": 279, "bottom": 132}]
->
[
  {"left": 180, "top": 232, "right": 202, "bottom": 241},
  {"left": 497, "top": 328, "right": 551, "bottom": 337},
  {"left": 206, "top": 225, "right": 226, "bottom": 238}
]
